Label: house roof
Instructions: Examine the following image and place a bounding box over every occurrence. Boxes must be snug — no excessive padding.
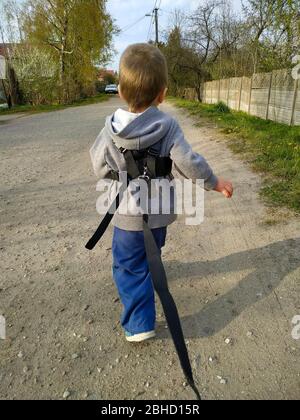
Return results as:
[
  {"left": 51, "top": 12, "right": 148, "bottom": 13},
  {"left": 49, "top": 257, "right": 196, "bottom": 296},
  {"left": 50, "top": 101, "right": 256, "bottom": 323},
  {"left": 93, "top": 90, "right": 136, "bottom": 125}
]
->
[
  {"left": 0, "top": 43, "right": 16, "bottom": 57},
  {"left": 98, "top": 69, "right": 116, "bottom": 76}
]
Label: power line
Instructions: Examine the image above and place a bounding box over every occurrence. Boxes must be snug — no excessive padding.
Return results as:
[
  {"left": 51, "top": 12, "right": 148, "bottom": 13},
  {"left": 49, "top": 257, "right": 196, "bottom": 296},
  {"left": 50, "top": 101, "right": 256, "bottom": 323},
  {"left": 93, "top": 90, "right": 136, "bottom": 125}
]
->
[
  {"left": 159, "top": 8, "right": 173, "bottom": 17},
  {"left": 146, "top": 3, "right": 156, "bottom": 42},
  {"left": 120, "top": 15, "right": 148, "bottom": 33},
  {"left": 118, "top": 1, "right": 169, "bottom": 42},
  {"left": 146, "top": 13, "right": 154, "bottom": 42},
  {"left": 146, "top": 0, "right": 162, "bottom": 44}
]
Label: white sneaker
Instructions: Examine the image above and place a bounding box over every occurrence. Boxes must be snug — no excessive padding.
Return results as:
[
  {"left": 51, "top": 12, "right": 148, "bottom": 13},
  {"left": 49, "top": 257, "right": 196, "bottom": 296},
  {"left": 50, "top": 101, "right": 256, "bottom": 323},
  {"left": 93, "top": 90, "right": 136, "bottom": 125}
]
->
[{"left": 125, "top": 330, "right": 156, "bottom": 343}]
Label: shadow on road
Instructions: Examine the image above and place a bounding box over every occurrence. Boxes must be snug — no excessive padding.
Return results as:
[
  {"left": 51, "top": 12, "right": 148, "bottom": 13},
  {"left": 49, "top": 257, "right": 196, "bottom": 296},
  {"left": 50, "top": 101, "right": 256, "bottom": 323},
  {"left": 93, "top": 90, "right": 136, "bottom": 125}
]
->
[{"left": 157, "top": 237, "right": 300, "bottom": 338}]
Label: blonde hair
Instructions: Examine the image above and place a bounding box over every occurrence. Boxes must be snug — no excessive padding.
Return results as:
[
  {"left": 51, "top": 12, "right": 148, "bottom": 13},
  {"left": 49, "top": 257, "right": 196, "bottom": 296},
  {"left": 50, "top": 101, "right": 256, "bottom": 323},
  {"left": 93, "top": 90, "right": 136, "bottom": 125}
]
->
[{"left": 119, "top": 43, "right": 168, "bottom": 111}]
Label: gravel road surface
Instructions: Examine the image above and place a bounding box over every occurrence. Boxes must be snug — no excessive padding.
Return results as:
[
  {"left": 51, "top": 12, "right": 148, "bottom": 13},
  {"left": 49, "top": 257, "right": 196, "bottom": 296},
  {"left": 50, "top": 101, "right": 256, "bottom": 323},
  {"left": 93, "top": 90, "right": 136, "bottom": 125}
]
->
[{"left": 0, "top": 97, "right": 299, "bottom": 400}]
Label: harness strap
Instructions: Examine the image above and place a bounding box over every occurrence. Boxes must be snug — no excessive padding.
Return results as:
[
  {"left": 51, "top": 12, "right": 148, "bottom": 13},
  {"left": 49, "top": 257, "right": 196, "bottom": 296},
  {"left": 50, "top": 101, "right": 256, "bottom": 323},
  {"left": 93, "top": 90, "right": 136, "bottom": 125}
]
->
[
  {"left": 105, "top": 158, "right": 173, "bottom": 181},
  {"left": 86, "top": 149, "right": 142, "bottom": 251},
  {"left": 122, "top": 150, "right": 141, "bottom": 179},
  {"left": 87, "top": 147, "right": 152, "bottom": 250},
  {"left": 85, "top": 193, "right": 121, "bottom": 251},
  {"left": 143, "top": 214, "right": 201, "bottom": 401},
  {"left": 147, "top": 147, "right": 159, "bottom": 178}
]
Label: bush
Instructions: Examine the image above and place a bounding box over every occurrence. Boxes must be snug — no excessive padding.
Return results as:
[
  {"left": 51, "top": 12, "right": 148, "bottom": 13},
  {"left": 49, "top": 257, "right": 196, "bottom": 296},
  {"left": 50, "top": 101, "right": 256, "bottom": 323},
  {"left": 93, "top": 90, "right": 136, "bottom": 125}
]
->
[
  {"left": 13, "top": 46, "right": 58, "bottom": 105},
  {"left": 214, "top": 102, "right": 231, "bottom": 113}
]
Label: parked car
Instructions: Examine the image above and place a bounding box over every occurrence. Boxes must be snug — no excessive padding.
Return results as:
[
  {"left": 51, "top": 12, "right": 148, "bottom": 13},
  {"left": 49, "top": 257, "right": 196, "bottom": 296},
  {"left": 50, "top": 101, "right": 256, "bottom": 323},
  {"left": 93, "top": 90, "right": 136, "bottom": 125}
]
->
[{"left": 105, "top": 84, "right": 118, "bottom": 94}]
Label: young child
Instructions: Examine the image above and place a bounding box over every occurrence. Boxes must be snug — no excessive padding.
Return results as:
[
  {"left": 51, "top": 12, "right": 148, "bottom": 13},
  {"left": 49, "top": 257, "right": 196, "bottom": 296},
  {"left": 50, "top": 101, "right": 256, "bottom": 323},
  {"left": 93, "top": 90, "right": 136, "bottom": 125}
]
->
[{"left": 90, "top": 43, "right": 233, "bottom": 343}]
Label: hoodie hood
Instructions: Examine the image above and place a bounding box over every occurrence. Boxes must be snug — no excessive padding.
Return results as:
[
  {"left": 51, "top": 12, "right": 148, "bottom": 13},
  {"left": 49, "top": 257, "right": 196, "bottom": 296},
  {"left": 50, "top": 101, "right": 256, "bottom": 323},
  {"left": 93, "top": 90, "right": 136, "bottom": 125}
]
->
[{"left": 105, "top": 106, "right": 172, "bottom": 150}]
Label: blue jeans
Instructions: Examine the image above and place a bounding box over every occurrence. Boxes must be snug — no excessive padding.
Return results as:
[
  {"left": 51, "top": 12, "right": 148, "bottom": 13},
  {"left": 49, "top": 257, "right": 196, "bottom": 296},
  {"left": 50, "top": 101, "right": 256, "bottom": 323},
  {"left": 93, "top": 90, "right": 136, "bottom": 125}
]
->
[{"left": 112, "top": 226, "right": 167, "bottom": 335}]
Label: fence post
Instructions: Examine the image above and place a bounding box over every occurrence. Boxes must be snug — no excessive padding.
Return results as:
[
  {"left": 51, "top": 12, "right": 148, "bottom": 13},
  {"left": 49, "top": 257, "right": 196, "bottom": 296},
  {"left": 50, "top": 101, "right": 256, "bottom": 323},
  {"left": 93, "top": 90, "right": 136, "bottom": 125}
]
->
[
  {"left": 238, "top": 77, "right": 243, "bottom": 111},
  {"left": 290, "top": 78, "right": 298, "bottom": 126},
  {"left": 265, "top": 72, "right": 273, "bottom": 120},
  {"left": 218, "top": 79, "right": 221, "bottom": 102},
  {"left": 227, "top": 78, "right": 230, "bottom": 106},
  {"left": 248, "top": 75, "right": 253, "bottom": 115}
]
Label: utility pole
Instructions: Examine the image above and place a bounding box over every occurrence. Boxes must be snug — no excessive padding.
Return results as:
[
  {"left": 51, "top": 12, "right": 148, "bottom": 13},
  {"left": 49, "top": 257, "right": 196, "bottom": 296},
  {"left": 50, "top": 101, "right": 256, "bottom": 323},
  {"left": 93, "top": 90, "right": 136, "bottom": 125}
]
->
[
  {"left": 154, "top": 8, "right": 159, "bottom": 46},
  {"left": 146, "top": 7, "right": 159, "bottom": 46}
]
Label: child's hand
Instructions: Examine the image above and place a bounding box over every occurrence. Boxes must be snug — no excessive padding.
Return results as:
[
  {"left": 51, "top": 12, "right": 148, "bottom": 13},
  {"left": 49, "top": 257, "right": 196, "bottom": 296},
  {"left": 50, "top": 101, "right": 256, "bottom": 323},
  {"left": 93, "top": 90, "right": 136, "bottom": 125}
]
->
[{"left": 214, "top": 178, "right": 233, "bottom": 198}]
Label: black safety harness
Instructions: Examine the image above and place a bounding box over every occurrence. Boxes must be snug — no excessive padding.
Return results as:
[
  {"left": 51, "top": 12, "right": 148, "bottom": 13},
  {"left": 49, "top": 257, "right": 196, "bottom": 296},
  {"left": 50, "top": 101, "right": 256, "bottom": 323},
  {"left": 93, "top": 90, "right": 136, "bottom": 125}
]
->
[{"left": 86, "top": 142, "right": 201, "bottom": 401}]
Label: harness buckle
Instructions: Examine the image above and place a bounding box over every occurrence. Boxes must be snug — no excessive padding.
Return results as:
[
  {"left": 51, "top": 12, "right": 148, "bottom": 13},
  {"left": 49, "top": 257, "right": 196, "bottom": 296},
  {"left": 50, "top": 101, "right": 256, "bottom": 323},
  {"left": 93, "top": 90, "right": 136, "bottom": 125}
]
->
[
  {"left": 139, "top": 174, "right": 151, "bottom": 183},
  {"left": 148, "top": 147, "right": 160, "bottom": 157},
  {"left": 139, "top": 166, "right": 151, "bottom": 183}
]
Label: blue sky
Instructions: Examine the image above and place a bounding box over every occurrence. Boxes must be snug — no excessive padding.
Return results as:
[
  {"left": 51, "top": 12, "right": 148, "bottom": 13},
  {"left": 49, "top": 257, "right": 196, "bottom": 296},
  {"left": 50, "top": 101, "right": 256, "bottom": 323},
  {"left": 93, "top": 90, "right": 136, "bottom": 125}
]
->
[
  {"left": 107, "top": 0, "right": 244, "bottom": 71},
  {"left": 13, "top": 0, "right": 243, "bottom": 70}
]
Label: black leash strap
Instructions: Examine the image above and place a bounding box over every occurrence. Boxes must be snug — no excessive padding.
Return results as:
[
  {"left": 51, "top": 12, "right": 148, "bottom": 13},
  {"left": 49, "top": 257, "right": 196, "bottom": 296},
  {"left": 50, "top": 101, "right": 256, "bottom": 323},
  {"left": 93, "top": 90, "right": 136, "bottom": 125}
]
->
[
  {"left": 86, "top": 149, "right": 140, "bottom": 251},
  {"left": 143, "top": 215, "right": 201, "bottom": 401},
  {"left": 85, "top": 193, "right": 121, "bottom": 251}
]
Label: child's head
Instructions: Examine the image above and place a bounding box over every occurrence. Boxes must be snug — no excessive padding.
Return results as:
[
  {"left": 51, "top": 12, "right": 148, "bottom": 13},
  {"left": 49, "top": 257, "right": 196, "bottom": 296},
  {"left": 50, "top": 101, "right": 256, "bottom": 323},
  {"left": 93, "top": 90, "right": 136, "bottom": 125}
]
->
[{"left": 119, "top": 43, "right": 168, "bottom": 112}]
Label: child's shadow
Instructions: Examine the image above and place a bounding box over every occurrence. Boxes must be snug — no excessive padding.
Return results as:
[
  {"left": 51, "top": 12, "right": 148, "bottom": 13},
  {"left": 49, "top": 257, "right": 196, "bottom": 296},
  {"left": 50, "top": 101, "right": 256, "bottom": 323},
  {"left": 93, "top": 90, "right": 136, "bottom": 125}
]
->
[{"left": 156, "top": 237, "right": 300, "bottom": 339}]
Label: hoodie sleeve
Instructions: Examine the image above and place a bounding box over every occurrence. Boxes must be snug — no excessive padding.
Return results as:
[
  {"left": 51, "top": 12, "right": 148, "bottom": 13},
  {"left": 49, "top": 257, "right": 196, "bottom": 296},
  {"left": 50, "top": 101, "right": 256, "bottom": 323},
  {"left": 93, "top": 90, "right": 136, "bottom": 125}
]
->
[
  {"left": 90, "top": 128, "right": 112, "bottom": 179},
  {"left": 169, "top": 120, "right": 218, "bottom": 191}
]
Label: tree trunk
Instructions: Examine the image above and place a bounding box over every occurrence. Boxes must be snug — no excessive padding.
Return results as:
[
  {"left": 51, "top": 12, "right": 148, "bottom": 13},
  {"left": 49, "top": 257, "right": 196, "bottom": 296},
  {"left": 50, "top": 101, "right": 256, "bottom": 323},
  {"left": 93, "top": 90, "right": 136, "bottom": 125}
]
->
[
  {"left": 59, "top": 7, "right": 69, "bottom": 104},
  {"left": 5, "top": 64, "right": 22, "bottom": 107},
  {"left": 196, "top": 72, "right": 202, "bottom": 102},
  {"left": 59, "top": 48, "right": 66, "bottom": 104}
]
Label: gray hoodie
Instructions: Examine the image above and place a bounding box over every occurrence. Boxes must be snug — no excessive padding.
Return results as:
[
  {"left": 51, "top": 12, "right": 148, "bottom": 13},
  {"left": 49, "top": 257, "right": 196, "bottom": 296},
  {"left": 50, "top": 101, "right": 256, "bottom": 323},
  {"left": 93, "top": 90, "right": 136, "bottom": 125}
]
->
[{"left": 90, "top": 105, "right": 218, "bottom": 231}]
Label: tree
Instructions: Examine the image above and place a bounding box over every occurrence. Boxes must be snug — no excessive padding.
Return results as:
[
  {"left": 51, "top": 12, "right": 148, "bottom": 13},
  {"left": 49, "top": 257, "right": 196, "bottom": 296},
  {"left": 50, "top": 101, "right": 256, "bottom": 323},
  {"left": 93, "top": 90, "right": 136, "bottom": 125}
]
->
[
  {"left": 162, "top": 0, "right": 244, "bottom": 95},
  {"left": 22, "top": 0, "right": 117, "bottom": 103},
  {"left": 243, "top": 0, "right": 300, "bottom": 72},
  {"left": 0, "top": 0, "right": 25, "bottom": 106},
  {"left": 161, "top": 26, "right": 187, "bottom": 96},
  {"left": 163, "top": 0, "right": 300, "bottom": 96}
]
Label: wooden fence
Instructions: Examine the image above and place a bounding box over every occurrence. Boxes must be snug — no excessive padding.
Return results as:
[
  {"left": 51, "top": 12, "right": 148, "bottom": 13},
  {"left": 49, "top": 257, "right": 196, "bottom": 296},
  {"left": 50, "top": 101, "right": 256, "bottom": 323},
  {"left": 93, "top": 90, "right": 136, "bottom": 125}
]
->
[{"left": 183, "top": 69, "right": 300, "bottom": 126}]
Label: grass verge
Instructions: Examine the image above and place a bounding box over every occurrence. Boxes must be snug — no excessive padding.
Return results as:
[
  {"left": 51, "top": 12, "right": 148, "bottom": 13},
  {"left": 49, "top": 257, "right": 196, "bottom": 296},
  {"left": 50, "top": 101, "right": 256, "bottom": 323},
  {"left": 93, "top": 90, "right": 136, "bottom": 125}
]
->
[
  {"left": 169, "top": 97, "right": 300, "bottom": 214},
  {"left": 0, "top": 94, "right": 109, "bottom": 116}
]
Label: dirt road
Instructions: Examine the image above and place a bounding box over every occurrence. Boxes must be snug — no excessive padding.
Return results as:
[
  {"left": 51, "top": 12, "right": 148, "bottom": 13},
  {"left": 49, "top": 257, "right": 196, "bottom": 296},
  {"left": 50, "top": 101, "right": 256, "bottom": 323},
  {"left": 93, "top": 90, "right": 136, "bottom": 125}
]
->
[{"left": 0, "top": 97, "right": 299, "bottom": 400}]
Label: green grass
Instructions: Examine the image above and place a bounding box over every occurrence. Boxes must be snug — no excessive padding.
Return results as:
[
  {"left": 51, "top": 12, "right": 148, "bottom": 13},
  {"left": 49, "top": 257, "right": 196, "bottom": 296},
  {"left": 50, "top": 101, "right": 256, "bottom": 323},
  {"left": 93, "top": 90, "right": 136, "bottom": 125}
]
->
[
  {"left": 169, "top": 97, "right": 300, "bottom": 214},
  {"left": 0, "top": 93, "right": 109, "bottom": 116}
]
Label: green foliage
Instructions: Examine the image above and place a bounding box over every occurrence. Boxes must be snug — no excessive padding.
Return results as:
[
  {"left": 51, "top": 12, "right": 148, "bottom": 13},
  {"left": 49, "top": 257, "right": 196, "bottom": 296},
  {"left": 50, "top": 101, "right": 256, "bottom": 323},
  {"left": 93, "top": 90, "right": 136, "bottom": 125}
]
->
[
  {"left": 170, "top": 97, "right": 300, "bottom": 213},
  {"left": 102, "top": 72, "right": 118, "bottom": 86},
  {"left": 160, "top": 26, "right": 206, "bottom": 98},
  {"left": 12, "top": 45, "right": 58, "bottom": 105},
  {"left": 162, "top": 0, "right": 300, "bottom": 84},
  {"left": 0, "top": 93, "right": 108, "bottom": 115},
  {"left": 212, "top": 102, "right": 231, "bottom": 114},
  {"left": 20, "top": 0, "right": 117, "bottom": 104}
]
